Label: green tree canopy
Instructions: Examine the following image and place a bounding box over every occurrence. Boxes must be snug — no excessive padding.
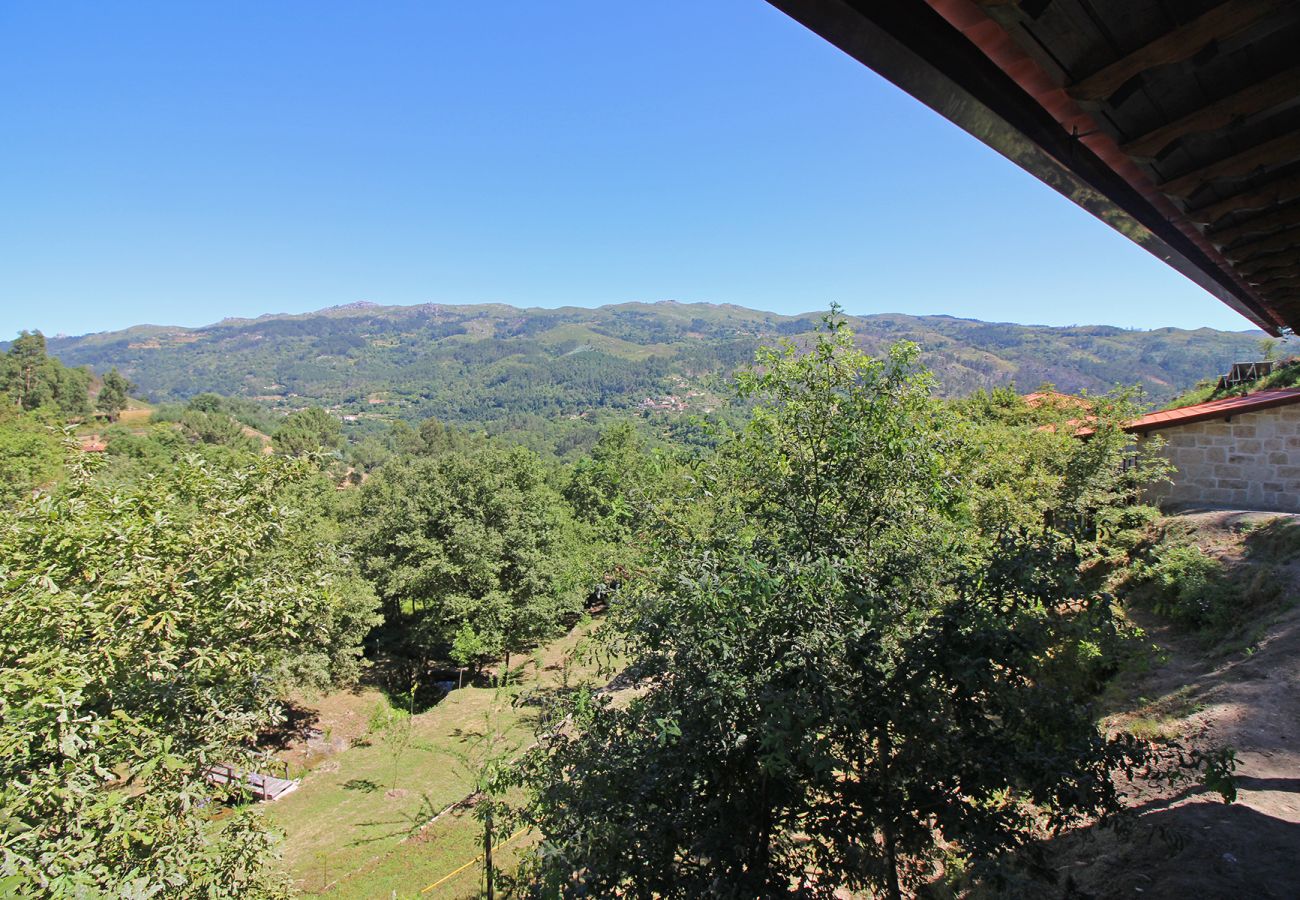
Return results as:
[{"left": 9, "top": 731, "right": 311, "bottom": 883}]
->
[
  {"left": 354, "top": 444, "right": 585, "bottom": 679},
  {"left": 519, "top": 316, "right": 1166, "bottom": 897},
  {"left": 0, "top": 407, "right": 64, "bottom": 502},
  {"left": 180, "top": 407, "right": 256, "bottom": 450},
  {"left": 272, "top": 406, "right": 343, "bottom": 458},
  {"left": 1, "top": 331, "right": 91, "bottom": 417},
  {"left": 563, "top": 421, "right": 654, "bottom": 533},
  {"left": 0, "top": 450, "right": 379, "bottom": 896},
  {"left": 95, "top": 367, "right": 133, "bottom": 420}
]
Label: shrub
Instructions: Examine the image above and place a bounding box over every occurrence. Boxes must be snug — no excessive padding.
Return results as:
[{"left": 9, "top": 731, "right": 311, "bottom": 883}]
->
[{"left": 1125, "top": 536, "right": 1285, "bottom": 633}]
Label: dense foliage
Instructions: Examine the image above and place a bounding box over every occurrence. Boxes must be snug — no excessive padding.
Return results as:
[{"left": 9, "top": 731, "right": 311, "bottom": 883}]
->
[
  {"left": 273, "top": 407, "right": 344, "bottom": 459},
  {"left": 37, "top": 303, "right": 1264, "bottom": 460},
  {"left": 0, "top": 313, "right": 1249, "bottom": 897},
  {"left": 0, "top": 408, "right": 64, "bottom": 502},
  {"left": 354, "top": 442, "right": 587, "bottom": 687},
  {"left": 0, "top": 448, "right": 378, "bottom": 896},
  {"left": 1, "top": 332, "right": 91, "bottom": 418},
  {"left": 0, "top": 333, "right": 109, "bottom": 501},
  {"left": 517, "top": 317, "right": 1174, "bottom": 897},
  {"left": 95, "top": 367, "right": 133, "bottom": 421}
]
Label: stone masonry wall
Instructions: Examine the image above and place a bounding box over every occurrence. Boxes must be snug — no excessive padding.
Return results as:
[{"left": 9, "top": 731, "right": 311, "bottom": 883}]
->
[{"left": 1142, "top": 402, "right": 1300, "bottom": 513}]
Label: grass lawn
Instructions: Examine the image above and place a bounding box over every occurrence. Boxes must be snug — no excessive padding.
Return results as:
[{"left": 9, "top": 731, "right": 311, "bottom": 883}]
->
[{"left": 266, "top": 623, "right": 609, "bottom": 898}]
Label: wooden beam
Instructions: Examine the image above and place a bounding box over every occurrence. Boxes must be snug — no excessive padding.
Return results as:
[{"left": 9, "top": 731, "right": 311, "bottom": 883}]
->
[
  {"left": 1158, "top": 129, "right": 1300, "bottom": 198},
  {"left": 1209, "top": 201, "right": 1300, "bottom": 245},
  {"left": 1222, "top": 222, "right": 1300, "bottom": 260},
  {"left": 1188, "top": 170, "right": 1300, "bottom": 225},
  {"left": 1235, "top": 250, "right": 1300, "bottom": 277},
  {"left": 1122, "top": 67, "right": 1300, "bottom": 159},
  {"left": 1067, "top": 0, "right": 1287, "bottom": 103},
  {"left": 1249, "top": 267, "right": 1300, "bottom": 289},
  {"left": 1257, "top": 289, "right": 1300, "bottom": 307}
]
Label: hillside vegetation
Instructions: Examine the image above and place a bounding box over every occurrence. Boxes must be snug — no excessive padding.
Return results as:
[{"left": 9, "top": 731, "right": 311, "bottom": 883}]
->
[
  {"left": 1, "top": 312, "right": 1271, "bottom": 898},
  {"left": 40, "top": 302, "right": 1263, "bottom": 434},
  {"left": 1166, "top": 353, "right": 1300, "bottom": 409}
]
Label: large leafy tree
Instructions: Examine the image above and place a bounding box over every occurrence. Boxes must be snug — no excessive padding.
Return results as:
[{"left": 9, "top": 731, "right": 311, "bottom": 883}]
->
[
  {"left": 562, "top": 422, "right": 677, "bottom": 591},
  {"left": 95, "top": 367, "right": 133, "bottom": 421},
  {"left": 519, "top": 316, "right": 1161, "bottom": 897},
  {"left": 563, "top": 422, "right": 658, "bottom": 535},
  {"left": 1, "top": 331, "right": 91, "bottom": 417},
  {"left": 0, "top": 408, "right": 63, "bottom": 502},
  {"left": 181, "top": 408, "right": 258, "bottom": 451},
  {"left": 272, "top": 406, "right": 343, "bottom": 458},
  {"left": 354, "top": 444, "right": 584, "bottom": 679},
  {"left": 0, "top": 450, "right": 378, "bottom": 896}
]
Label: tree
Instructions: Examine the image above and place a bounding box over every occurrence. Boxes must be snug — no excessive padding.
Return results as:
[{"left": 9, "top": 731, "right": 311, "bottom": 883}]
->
[
  {"left": 0, "top": 449, "right": 377, "bottom": 896},
  {"left": 445, "top": 692, "right": 521, "bottom": 900},
  {"left": 95, "top": 367, "right": 133, "bottom": 421},
  {"left": 518, "top": 315, "right": 1164, "bottom": 897},
  {"left": 3, "top": 331, "right": 53, "bottom": 410},
  {"left": 368, "top": 698, "right": 414, "bottom": 792},
  {"left": 272, "top": 406, "right": 343, "bottom": 458},
  {"left": 451, "top": 622, "right": 493, "bottom": 686},
  {"left": 180, "top": 407, "right": 256, "bottom": 450},
  {"left": 0, "top": 407, "right": 64, "bottom": 502},
  {"left": 1, "top": 331, "right": 91, "bottom": 416},
  {"left": 354, "top": 445, "right": 584, "bottom": 686},
  {"left": 55, "top": 366, "right": 92, "bottom": 417},
  {"left": 563, "top": 422, "right": 655, "bottom": 532}
]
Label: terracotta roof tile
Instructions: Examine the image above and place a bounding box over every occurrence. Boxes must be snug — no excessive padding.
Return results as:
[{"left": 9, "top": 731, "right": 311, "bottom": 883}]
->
[{"left": 1125, "top": 388, "right": 1300, "bottom": 434}]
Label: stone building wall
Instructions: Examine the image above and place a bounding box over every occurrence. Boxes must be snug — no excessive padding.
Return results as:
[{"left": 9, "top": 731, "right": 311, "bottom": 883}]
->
[{"left": 1142, "top": 402, "right": 1300, "bottom": 512}]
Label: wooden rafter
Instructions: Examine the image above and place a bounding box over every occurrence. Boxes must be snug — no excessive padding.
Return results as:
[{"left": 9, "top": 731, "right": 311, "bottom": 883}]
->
[
  {"left": 1188, "top": 170, "right": 1300, "bottom": 225},
  {"left": 1209, "top": 201, "right": 1300, "bottom": 245},
  {"left": 1158, "top": 129, "right": 1300, "bottom": 198},
  {"left": 1236, "top": 250, "right": 1300, "bottom": 277},
  {"left": 1221, "top": 222, "right": 1300, "bottom": 261},
  {"left": 1122, "top": 67, "right": 1300, "bottom": 159},
  {"left": 1249, "top": 267, "right": 1300, "bottom": 289},
  {"left": 1263, "top": 295, "right": 1300, "bottom": 313},
  {"left": 1067, "top": 0, "right": 1287, "bottom": 103}
]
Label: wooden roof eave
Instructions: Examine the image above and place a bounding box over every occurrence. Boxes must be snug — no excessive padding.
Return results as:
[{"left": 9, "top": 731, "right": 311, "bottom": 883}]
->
[{"left": 764, "top": 0, "right": 1285, "bottom": 335}]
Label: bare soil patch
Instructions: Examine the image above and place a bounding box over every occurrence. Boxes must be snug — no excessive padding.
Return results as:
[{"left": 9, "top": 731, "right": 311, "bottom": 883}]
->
[{"left": 1039, "top": 510, "right": 1300, "bottom": 898}]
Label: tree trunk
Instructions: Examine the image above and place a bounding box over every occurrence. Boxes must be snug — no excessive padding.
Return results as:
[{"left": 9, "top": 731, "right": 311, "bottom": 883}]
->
[
  {"left": 879, "top": 726, "right": 902, "bottom": 900},
  {"left": 484, "top": 808, "right": 494, "bottom": 900},
  {"left": 883, "top": 822, "right": 901, "bottom": 900}
]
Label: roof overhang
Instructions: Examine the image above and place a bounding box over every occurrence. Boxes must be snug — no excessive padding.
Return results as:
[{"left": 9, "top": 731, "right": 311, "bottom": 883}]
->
[
  {"left": 766, "top": 0, "right": 1300, "bottom": 335},
  {"left": 1125, "top": 386, "right": 1300, "bottom": 433}
]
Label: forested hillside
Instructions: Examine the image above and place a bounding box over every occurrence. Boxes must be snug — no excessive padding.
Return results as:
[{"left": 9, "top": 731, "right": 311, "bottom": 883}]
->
[
  {"left": 0, "top": 313, "right": 1261, "bottom": 897},
  {"left": 40, "top": 302, "right": 1264, "bottom": 431}
]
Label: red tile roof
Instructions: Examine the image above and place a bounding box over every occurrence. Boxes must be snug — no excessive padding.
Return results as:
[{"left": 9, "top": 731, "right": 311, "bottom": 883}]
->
[
  {"left": 1023, "top": 390, "right": 1092, "bottom": 410},
  {"left": 1125, "top": 388, "right": 1300, "bottom": 435}
]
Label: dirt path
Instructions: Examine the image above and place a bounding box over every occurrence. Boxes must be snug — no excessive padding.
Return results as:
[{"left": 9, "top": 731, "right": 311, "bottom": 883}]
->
[{"left": 1047, "top": 511, "right": 1300, "bottom": 899}]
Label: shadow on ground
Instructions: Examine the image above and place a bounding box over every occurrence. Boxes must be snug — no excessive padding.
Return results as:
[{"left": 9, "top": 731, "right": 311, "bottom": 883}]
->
[{"left": 1037, "top": 800, "right": 1300, "bottom": 899}]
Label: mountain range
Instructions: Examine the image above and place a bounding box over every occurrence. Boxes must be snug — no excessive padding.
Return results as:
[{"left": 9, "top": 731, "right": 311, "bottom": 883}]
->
[{"left": 42, "top": 301, "right": 1265, "bottom": 431}]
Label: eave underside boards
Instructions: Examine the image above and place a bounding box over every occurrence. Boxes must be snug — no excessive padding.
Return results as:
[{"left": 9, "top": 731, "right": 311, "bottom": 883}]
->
[
  {"left": 974, "top": 0, "right": 1300, "bottom": 329},
  {"left": 766, "top": 0, "right": 1299, "bottom": 333}
]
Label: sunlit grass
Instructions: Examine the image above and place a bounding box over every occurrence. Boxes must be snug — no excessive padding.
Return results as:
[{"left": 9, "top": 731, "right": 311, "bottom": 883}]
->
[{"left": 267, "top": 624, "right": 608, "bottom": 898}]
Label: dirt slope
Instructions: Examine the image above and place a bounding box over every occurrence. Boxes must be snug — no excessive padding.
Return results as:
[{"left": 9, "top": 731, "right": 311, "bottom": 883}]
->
[{"left": 1048, "top": 511, "right": 1300, "bottom": 899}]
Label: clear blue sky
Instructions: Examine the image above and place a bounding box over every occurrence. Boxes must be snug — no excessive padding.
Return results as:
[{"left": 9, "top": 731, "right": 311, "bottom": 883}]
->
[{"left": 0, "top": 1, "right": 1260, "bottom": 338}]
